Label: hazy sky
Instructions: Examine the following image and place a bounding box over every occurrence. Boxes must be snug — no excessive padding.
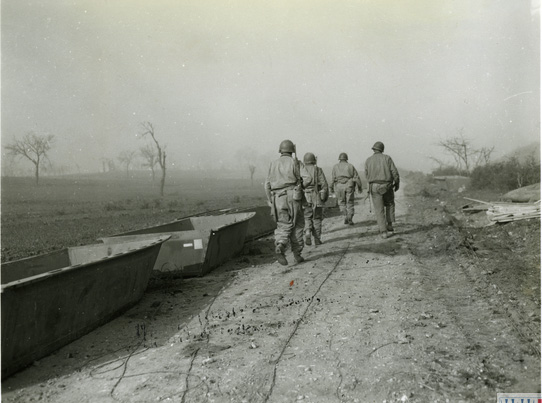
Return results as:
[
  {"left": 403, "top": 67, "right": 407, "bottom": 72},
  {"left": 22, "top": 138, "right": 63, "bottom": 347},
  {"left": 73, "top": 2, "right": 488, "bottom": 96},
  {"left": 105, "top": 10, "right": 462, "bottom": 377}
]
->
[{"left": 2, "top": 0, "right": 540, "bottom": 174}]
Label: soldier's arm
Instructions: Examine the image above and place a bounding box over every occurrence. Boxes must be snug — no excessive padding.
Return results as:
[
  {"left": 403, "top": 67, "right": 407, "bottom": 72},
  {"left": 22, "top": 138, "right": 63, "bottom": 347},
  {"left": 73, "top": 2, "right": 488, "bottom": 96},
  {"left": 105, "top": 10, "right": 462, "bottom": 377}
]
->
[
  {"left": 264, "top": 165, "right": 273, "bottom": 204},
  {"left": 352, "top": 166, "right": 363, "bottom": 193},
  {"left": 264, "top": 180, "right": 272, "bottom": 205},
  {"left": 389, "top": 157, "right": 400, "bottom": 190}
]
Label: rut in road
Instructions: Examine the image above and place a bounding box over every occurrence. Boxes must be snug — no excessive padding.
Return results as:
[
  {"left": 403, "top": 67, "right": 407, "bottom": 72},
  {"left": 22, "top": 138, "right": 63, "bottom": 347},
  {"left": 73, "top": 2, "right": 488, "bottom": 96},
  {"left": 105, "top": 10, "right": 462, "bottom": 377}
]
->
[{"left": 262, "top": 244, "right": 351, "bottom": 402}]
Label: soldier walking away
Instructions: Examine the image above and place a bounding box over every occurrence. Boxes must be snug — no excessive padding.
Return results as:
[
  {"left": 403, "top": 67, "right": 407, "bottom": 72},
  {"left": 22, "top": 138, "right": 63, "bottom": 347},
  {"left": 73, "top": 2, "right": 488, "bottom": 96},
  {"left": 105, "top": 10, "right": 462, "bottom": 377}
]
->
[
  {"left": 265, "top": 140, "right": 308, "bottom": 265},
  {"left": 301, "top": 152, "right": 329, "bottom": 246},
  {"left": 364, "top": 141, "right": 400, "bottom": 239},
  {"left": 331, "top": 152, "right": 362, "bottom": 225}
]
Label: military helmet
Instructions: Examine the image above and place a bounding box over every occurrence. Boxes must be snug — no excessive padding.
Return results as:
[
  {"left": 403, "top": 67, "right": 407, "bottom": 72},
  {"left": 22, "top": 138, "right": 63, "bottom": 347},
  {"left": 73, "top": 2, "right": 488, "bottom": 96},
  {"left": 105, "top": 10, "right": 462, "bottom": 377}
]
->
[
  {"left": 338, "top": 152, "right": 348, "bottom": 161},
  {"left": 279, "top": 139, "right": 295, "bottom": 153},
  {"left": 372, "top": 141, "right": 384, "bottom": 152},
  {"left": 303, "top": 152, "right": 317, "bottom": 164}
]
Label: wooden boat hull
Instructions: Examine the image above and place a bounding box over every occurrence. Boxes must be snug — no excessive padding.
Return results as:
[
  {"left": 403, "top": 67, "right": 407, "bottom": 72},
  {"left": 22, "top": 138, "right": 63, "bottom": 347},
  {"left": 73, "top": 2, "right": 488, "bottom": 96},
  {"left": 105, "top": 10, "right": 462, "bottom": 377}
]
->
[
  {"left": 100, "top": 213, "right": 255, "bottom": 277},
  {"left": 1, "top": 237, "right": 168, "bottom": 379}
]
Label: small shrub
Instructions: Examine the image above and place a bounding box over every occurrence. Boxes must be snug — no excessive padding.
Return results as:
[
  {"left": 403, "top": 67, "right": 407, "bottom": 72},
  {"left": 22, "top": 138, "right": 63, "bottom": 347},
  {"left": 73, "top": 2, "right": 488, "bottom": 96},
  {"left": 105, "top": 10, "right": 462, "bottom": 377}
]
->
[{"left": 431, "top": 165, "right": 461, "bottom": 176}]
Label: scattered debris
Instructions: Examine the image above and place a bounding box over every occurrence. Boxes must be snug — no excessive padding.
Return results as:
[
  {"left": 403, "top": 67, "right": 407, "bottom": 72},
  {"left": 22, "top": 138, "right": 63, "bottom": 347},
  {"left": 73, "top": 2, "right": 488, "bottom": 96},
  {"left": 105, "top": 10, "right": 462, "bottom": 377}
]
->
[
  {"left": 486, "top": 201, "right": 540, "bottom": 223},
  {"left": 463, "top": 197, "right": 540, "bottom": 223}
]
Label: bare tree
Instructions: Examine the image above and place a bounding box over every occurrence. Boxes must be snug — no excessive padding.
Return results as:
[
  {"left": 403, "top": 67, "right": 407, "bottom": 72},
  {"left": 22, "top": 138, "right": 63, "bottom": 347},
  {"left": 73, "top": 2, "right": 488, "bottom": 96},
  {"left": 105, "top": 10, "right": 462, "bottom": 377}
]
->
[
  {"left": 234, "top": 147, "right": 263, "bottom": 185},
  {"left": 473, "top": 146, "right": 495, "bottom": 167},
  {"left": 140, "top": 122, "right": 167, "bottom": 196},
  {"left": 439, "top": 134, "right": 471, "bottom": 175},
  {"left": 118, "top": 150, "right": 137, "bottom": 179},
  {"left": 140, "top": 143, "right": 159, "bottom": 181},
  {"left": 99, "top": 157, "right": 113, "bottom": 173},
  {"left": 99, "top": 158, "right": 117, "bottom": 172},
  {"left": 248, "top": 164, "right": 256, "bottom": 186},
  {"left": 4, "top": 132, "right": 54, "bottom": 185},
  {"left": 428, "top": 156, "right": 446, "bottom": 171},
  {"left": 438, "top": 132, "right": 494, "bottom": 175},
  {"left": 107, "top": 158, "right": 116, "bottom": 172}
]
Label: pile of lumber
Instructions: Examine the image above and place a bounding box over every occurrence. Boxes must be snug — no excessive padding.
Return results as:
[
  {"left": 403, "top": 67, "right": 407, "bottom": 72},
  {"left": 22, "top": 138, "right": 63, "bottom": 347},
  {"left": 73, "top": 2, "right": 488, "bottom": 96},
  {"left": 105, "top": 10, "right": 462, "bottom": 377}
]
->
[{"left": 463, "top": 197, "right": 540, "bottom": 223}]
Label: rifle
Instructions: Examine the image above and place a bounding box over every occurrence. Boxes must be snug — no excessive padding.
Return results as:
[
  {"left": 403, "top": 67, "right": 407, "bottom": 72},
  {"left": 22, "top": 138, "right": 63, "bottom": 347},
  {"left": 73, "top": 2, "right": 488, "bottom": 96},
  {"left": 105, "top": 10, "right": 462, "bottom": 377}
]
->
[
  {"left": 293, "top": 144, "right": 303, "bottom": 201},
  {"left": 314, "top": 156, "right": 318, "bottom": 198}
]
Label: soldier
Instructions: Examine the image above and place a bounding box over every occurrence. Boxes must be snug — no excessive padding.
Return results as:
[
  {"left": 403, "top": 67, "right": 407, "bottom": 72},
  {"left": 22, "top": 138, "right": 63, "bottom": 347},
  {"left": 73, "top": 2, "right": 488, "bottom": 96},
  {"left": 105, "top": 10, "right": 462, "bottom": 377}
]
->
[
  {"left": 301, "top": 152, "right": 329, "bottom": 246},
  {"left": 264, "top": 140, "right": 308, "bottom": 265},
  {"left": 364, "top": 141, "right": 400, "bottom": 239},
  {"left": 331, "top": 152, "right": 362, "bottom": 225}
]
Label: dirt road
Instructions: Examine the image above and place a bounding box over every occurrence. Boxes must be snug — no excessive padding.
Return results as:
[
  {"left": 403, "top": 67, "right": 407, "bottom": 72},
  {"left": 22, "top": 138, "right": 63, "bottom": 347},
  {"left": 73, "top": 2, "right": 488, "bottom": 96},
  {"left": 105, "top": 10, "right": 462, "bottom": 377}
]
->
[{"left": 2, "top": 188, "right": 540, "bottom": 402}]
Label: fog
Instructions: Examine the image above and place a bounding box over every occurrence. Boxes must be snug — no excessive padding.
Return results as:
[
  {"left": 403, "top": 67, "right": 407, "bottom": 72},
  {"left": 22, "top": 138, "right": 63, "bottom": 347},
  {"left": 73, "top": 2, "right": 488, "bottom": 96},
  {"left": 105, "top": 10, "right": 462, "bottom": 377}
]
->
[{"left": 1, "top": 0, "right": 540, "bottom": 177}]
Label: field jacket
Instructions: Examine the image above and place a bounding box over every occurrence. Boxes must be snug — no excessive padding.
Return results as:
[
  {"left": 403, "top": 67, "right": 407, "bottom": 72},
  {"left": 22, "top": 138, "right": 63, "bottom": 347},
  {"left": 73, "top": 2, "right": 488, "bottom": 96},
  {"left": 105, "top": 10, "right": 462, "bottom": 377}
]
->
[
  {"left": 331, "top": 161, "right": 362, "bottom": 190},
  {"left": 364, "top": 152, "right": 399, "bottom": 186},
  {"left": 264, "top": 154, "right": 309, "bottom": 200},
  {"left": 301, "top": 164, "right": 328, "bottom": 207}
]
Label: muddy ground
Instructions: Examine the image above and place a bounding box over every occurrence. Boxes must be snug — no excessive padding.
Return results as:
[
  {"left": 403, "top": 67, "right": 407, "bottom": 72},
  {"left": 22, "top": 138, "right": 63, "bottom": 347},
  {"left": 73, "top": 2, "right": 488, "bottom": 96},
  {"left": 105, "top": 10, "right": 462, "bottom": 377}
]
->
[{"left": 2, "top": 184, "right": 540, "bottom": 402}]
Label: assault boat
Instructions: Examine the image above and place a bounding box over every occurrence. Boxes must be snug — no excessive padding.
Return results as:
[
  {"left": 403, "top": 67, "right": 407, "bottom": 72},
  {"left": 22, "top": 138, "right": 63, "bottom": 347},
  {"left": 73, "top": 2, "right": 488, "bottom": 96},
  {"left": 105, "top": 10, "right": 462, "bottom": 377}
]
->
[
  {"left": 1, "top": 236, "right": 169, "bottom": 379},
  {"left": 100, "top": 212, "right": 255, "bottom": 277}
]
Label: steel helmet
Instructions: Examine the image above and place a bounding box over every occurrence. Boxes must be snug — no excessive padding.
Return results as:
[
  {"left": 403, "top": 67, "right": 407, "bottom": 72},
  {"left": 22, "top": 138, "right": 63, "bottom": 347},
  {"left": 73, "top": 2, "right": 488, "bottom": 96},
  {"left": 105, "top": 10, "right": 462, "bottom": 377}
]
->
[
  {"left": 338, "top": 152, "right": 348, "bottom": 161},
  {"left": 303, "top": 152, "right": 317, "bottom": 164},
  {"left": 279, "top": 139, "right": 295, "bottom": 153},
  {"left": 372, "top": 141, "right": 384, "bottom": 152}
]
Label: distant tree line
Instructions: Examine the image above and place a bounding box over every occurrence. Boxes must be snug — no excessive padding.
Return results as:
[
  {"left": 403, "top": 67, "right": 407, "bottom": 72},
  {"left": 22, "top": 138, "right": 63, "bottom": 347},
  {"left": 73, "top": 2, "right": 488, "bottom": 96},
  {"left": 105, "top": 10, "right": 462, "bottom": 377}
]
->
[
  {"left": 431, "top": 133, "right": 540, "bottom": 191},
  {"left": 431, "top": 133, "right": 494, "bottom": 177},
  {"left": 4, "top": 122, "right": 168, "bottom": 196}
]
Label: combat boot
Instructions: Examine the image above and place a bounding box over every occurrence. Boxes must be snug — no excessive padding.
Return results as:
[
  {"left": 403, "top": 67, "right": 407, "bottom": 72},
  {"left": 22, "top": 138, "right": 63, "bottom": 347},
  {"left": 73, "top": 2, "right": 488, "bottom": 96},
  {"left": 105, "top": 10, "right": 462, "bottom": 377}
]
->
[
  {"left": 386, "top": 223, "right": 394, "bottom": 232},
  {"left": 305, "top": 233, "right": 312, "bottom": 246},
  {"left": 314, "top": 237, "right": 323, "bottom": 245},
  {"left": 293, "top": 253, "right": 305, "bottom": 263},
  {"left": 275, "top": 243, "right": 288, "bottom": 266}
]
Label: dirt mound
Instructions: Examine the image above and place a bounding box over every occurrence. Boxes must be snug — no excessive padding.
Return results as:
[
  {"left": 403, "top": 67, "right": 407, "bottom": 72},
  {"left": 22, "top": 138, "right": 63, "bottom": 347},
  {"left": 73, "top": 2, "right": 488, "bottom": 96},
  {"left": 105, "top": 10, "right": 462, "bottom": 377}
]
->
[{"left": 501, "top": 183, "right": 540, "bottom": 203}]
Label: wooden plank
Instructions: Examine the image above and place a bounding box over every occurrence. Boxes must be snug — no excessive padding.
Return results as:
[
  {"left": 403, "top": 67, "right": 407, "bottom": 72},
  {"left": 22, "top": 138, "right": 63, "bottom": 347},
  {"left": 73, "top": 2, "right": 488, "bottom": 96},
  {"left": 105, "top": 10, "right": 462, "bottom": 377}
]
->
[{"left": 464, "top": 197, "right": 493, "bottom": 205}]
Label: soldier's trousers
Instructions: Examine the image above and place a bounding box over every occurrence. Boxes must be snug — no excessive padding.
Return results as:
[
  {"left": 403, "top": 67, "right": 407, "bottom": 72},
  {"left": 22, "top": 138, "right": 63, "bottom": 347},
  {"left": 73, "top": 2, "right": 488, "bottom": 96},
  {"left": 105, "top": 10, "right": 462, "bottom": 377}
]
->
[
  {"left": 370, "top": 183, "right": 395, "bottom": 233},
  {"left": 303, "top": 204, "right": 323, "bottom": 240},
  {"left": 335, "top": 183, "right": 355, "bottom": 221},
  {"left": 272, "top": 189, "right": 304, "bottom": 254}
]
